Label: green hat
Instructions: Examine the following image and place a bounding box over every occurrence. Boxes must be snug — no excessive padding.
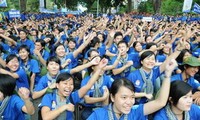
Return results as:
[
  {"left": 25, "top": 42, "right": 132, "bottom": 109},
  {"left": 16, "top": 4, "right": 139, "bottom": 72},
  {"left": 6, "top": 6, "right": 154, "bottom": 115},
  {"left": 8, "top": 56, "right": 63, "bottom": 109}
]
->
[{"left": 182, "top": 56, "right": 200, "bottom": 67}]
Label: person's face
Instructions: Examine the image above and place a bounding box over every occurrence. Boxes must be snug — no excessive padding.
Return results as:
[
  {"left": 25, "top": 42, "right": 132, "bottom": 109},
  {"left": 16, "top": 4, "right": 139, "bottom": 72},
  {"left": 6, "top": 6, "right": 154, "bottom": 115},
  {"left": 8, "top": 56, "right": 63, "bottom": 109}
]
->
[
  {"left": 118, "top": 43, "right": 128, "bottom": 56},
  {"left": 97, "top": 34, "right": 103, "bottom": 42},
  {"left": 134, "top": 42, "right": 142, "bottom": 52},
  {"left": 7, "top": 57, "right": 19, "bottom": 72},
  {"left": 0, "top": 91, "right": 4, "bottom": 101},
  {"left": 47, "top": 61, "right": 60, "bottom": 76},
  {"left": 141, "top": 55, "right": 156, "bottom": 70},
  {"left": 19, "top": 48, "right": 29, "bottom": 60},
  {"left": 185, "top": 66, "right": 199, "bottom": 77},
  {"left": 163, "top": 44, "right": 171, "bottom": 54},
  {"left": 89, "top": 51, "right": 100, "bottom": 60},
  {"left": 35, "top": 42, "right": 43, "bottom": 51},
  {"left": 146, "top": 36, "right": 152, "bottom": 43},
  {"left": 68, "top": 41, "right": 76, "bottom": 49},
  {"left": 19, "top": 31, "right": 27, "bottom": 40},
  {"left": 57, "top": 78, "right": 74, "bottom": 97},
  {"left": 31, "top": 31, "right": 37, "bottom": 36},
  {"left": 55, "top": 45, "right": 66, "bottom": 57},
  {"left": 175, "top": 91, "right": 193, "bottom": 111},
  {"left": 111, "top": 86, "right": 135, "bottom": 115},
  {"left": 114, "top": 35, "right": 123, "bottom": 44}
]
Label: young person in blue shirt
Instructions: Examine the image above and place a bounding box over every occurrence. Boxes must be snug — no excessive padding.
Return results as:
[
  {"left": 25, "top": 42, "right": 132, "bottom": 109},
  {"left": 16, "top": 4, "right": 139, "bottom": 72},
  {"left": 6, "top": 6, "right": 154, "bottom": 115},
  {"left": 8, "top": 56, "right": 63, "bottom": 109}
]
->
[
  {"left": 32, "top": 55, "right": 102, "bottom": 100},
  {"left": 88, "top": 59, "right": 178, "bottom": 120},
  {"left": 111, "top": 41, "right": 134, "bottom": 79},
  {"left": 40, "top": 58, "right": 108, "bottom": 120},
  {"left": 17, "top": 29, "right": 35, "bottom": 54},
  {"left": 0, "top": 74, "right": 35, "bottom": 120},
  {"left": 53, "top": 34, "right": 93, "bottom": 69},
  {"left": 154, "top": 80, "right": 200, "bottom": 120},
  {"left": 171, "top": 56, "right": 200, "bottom": 91},
  {"left": 127, "top": 47, "right": 183, "bottom": 104},
  {"left": 81, "top": 54, "right": 115, "bottom": 119},
  {"left": 18, "top": 45, "right": 40, "bottom": 93},
  {"left": 0, "top": 54, "right": 30, "bottom": 90},
  {"left": 128, "top": 41, "right": 143, "bottom": 69}
]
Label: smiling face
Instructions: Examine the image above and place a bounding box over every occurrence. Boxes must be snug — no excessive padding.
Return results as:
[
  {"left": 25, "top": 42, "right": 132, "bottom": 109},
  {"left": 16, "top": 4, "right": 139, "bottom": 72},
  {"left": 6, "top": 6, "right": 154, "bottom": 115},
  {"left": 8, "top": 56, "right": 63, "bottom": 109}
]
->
[
  {"left": 19, "top": 48, "right": 29, "bottom": 61},
  {"left": 185, "top": 66, "right": 199, "bottom": 77},
  {"left": 57, "top": 78, "right": 74, "bottom": 97},
  {"left": 141, "top": 55, "right": 156, "bottom": 70},
  {"left": 111, "top": 86, "right": 135, "bottom": 115},
  {"left": 55, "top": 45, "right": 66, "bottom": 57},
  {"left": 6, "top": 57, "right": 19, "bottom": 72}
]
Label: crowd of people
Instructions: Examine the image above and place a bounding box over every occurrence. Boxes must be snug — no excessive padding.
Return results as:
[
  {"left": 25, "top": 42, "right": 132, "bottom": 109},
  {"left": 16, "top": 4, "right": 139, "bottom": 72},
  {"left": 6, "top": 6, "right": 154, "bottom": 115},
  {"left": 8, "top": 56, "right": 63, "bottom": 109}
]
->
[{"left": 0, "top": 12, "right": 200, "bottom": 120}]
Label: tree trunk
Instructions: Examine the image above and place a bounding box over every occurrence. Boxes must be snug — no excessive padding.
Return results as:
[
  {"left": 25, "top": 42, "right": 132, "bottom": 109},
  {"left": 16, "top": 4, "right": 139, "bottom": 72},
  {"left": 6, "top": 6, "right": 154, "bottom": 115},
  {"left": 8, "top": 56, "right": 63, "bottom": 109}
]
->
[
  {"left": 127, "top": 0, "right": 132, "bottom": 12},
  {"left": 20, "top": 0, "right": 27, "bottom": 12},
  {"left": 153, "top": 0, "right": 161, "bottom": 14}
]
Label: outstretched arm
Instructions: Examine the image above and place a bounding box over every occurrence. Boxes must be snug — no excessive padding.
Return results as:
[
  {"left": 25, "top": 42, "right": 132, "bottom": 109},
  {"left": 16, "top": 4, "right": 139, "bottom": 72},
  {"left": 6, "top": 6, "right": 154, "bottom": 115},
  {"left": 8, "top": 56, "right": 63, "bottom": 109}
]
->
[{"left": 143, "top": 59, "right": 178, "bottom": 115}]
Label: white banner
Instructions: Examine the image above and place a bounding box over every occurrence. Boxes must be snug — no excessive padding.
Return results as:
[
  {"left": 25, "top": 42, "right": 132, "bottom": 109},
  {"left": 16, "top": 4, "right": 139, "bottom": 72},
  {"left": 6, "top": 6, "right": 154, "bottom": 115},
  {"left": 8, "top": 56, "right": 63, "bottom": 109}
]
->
[
  {"left": 0, "top": 0, "right": 7, "bottom": 7},
  {"left": 39, "top": 0, "right": 44, "bottom": 8},
  {"left": 182, "top": 0, "right": 193, "bottom": 12}
]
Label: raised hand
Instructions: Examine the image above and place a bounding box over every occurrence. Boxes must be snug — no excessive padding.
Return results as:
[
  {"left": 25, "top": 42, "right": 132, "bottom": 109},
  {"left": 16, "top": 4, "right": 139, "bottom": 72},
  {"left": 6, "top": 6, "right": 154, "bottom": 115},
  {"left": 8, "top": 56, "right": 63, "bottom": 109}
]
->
[
  {"left": 98, "top": 58, "right": 108, "bottom": 69},
  {"left": 18, "top": 87, "right": 31, "bottom": 100},
  {"left": 165, "top": 59, "right": 178, "bottom": 77}
]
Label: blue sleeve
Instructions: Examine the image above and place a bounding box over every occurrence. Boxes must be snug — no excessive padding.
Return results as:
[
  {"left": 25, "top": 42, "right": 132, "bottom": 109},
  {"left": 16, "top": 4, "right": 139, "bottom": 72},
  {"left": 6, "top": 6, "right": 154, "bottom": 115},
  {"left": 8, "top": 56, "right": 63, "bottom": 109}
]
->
[
  {"left": 12, "top": 95, "right": 24, "bottom": 111},
  {"left": 130, "top": 104, "right": 147, "bottom": 119},
  {"left": 70, "top": 90, "right": 81, "bottom": 104},
  {"left": 40, "top": 93, "right": 53, "bottom": 109},
  {"left": 30, "top": 59, "right": 40, "bottom": 73},
  {"left": 87, "top": 112, "right": 98, "bottom": 120},
  {"left": 34, "top": 76, "right": 48, "bottom": 91},
  {"left": 190, "top": 104, "right": 200, "bottom": 118}
]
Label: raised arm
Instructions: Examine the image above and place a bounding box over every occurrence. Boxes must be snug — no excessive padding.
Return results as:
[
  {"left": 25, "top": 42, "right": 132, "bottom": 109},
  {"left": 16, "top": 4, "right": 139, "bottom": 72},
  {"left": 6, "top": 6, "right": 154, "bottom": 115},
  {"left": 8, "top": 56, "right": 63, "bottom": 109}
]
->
[
  {"left": 143, "top": 59, "right": 178, "bottom": 115},
  {"left": 78, "top": 58, "right": 108, "bottom": 98}
]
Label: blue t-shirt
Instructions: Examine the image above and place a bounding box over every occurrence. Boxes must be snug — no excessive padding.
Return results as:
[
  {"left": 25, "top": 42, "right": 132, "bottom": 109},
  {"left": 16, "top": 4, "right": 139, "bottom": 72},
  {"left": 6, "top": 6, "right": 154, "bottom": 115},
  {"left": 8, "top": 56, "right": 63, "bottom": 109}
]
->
[
  {"left": 1, "top": 95, "right": 25, "bottom": 120},
  {"left": 18, "top": 39, "right": 35, "bottom": 54},
  {"left": 171, "top": 74, "right": 200, "bottom": 91},
  {"left": 81, "top": 74, "right": 113, "bottom": 107},
  {"left": 108, "top": 43, "right": 118, "bottom": 54},
  {"left": 15, "top": 67, "right": 30, "bottom": 89},
  {"left": 19, "top": 59, "right": 41, "bottom": 85},
  {"left": 154, "top": 104, "right": 200, "bottom": 120},
  {"left": 40, "top": 90, "right": 80, "bottom": 120},
  {"left": 111, "top": 54, "right": 135, "bottom": 79},
  {"left": 87, "top": 104, "right": 147, "bottom": 120},
  {"left": 127, "top": 67, "right": 161, "bottom": 104}
]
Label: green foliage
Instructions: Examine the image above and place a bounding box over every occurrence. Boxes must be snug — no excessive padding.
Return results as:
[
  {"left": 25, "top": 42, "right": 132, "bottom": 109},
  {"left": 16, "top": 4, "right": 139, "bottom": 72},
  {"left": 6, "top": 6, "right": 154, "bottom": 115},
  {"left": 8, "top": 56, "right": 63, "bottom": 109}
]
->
[
  {"left": 138, "top": 1, "right": 154, "bottom": 13},
  {"left": 161, "top": 0, "right": 182, "bottom": 15}
]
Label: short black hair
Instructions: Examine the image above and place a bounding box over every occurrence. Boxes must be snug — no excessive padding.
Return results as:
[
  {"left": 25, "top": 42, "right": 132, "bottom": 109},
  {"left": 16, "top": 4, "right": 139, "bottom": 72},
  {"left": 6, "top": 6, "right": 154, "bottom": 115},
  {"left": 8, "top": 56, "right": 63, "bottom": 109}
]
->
[
  {"left": 0, "top": 74, "right": 16, "bottom": 97},
  {"left": 56, "top": 72, "right": 74, "bottom": 83},
  {"left": 110, "top": 78, "right": 135, "bottom": 97},
  {"left": 170, "top": 80, "right": 192, "bottom": 105}
]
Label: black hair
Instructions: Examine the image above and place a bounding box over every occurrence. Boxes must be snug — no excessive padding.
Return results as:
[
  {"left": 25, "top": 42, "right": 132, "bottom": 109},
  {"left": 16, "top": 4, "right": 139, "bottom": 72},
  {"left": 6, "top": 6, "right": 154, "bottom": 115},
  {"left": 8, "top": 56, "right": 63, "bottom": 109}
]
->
[
  {"left": 140, "top": 51, "right": 155, "bottom": 64},
  {"left": 117, "top": 40, "right": 128, "bottom": 47},
  {"left": 0, "top": 74, "right": 16, "bottom": 97},
  {"left": 35, "top": 39, "right": 46, "bottom": 48},
  {"left": 146, "top": 42, "right": 157, "bottom": 49},
  {"left": 114, "top": 32, "right": 123, "bottom": 39},
  {"left": 145, "top": 35, "right": 152, "bottom": 42},
  {"left": 56, "top": 72, "right": 74, "bottom": 83},
  {"left": 170, "top": 80, "right": 192, "bottom": 105},
  {"left": 52, "top": 43, "right": 65, "bottom": 56},
  {"left": 46, "top": 56, "right": 61, "bottom": 67},
  {"left": 18, "top": 45, "right": 32, "bottom": 58},
  {"left": 89, "top": 37, "right": 100, "bottom": 48},
  {"left": 6, "top": 54, "right": 19, "bottom": 64},
  {"left": 176, "top": 49, "right": 191, "bottom": 64},
  {"left": 110, "top": 78, "right": 135, "bottom": 97}
]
